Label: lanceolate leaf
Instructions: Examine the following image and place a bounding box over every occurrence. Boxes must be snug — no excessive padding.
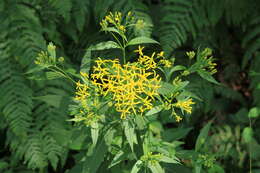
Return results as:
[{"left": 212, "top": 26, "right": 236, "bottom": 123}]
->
[
  {"left": 195, "top": 121, "right": 212, "bottom": 151},
  {"left": 131, "top": 160, "right": 143, "bottom": 173},
  {"left": 127, "top": 36, "right": 159, "bottom": 46},
  {"left": 83, "top": 139, "right": 108, "bottom": 173},
  {"left": 81, "top": 41, "right": 121, "bottom": 73},
  {"left": 123, "top": 120, "right": 137, "bottom": 152}
]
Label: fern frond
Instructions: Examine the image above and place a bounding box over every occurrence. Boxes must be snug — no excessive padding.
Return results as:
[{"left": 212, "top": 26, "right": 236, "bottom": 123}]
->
[
  {"left": 242, "top": 16, "right": 260, "bottom": 68},
  {"left": 4, "top": 4, "right": 46, "bottom": 67},
  {"left": 0, "top": 58, "right": 33, "bottom": 137}
]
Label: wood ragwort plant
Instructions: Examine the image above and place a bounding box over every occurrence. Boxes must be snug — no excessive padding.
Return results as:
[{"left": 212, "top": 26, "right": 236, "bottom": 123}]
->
[
  {"left": 2, "top": 0, "right": 260, "bottom": 172},
  {"left": 34, "top": 12, "right": 218, "bottom": 173}
]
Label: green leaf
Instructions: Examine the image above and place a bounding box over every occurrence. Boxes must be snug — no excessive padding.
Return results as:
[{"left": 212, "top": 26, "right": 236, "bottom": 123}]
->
[
  {"left": 146, "top": 105, "right": 163, "bottom": 116},
  {"left": 197, "top": 70, "right": 219, "bottom": 85},
  {"left": 81, "top": 41, "right": 121, "bottom": 73},
  {"left": 0, "top": 161, "right": 8, "bottom": 170},
  {"left": 163, "top": 127, "right": 193, "bottom": 141},
  {"left": 169, "top": 65, "right": 186, "bottom": 77},
  {"left": 102, "top": 27, "right": 127, "bottom": 41},
  {"left": 83, "top": 139, "right": 108, "bottom": 173},
  {"left": 45, "top": 71, "right": 63, "bottom": 80},
  {"left": 242, "top": 127, "right": 254, "bottom": 143},
  {"left": 91, "top": 122, "right": 99, "bottom": 147},
  {"left": 33, "top": 95, "right": 63, "bottom": 108},
  {"left": 208, "top": 164, "right": 225, "bottom": 173},
  {"left": 159, "top": 155, "right": 179, "bottom": 164},
  {"left": 148, "top": 162, "right": 165, "bottom": 173},
  {"left": 108, "top": 150, "right": 126, "bottom": 168},
  {"left": 195, "top": 121, "right": 212, "bottom": 151},
  {"left": 249, "top": 107, "right": 259, "bottom": 118},
  {"left": 127, "top": 37, "right": 159, "bottom": 46},
  {"left": 123, "top": 120, "right": 137, "bottom": 152},
  {"left": 69, "top": 130, "right": 87, "bottom": 150},
  {"left": 131, "top": 160, "right": 143, "bottom": 173},
  {"left": 149, "top": 121, "right": 163, "bottom": 135},
  {"left": 158, "top": 82, "right": 175, "bottom": 96}
]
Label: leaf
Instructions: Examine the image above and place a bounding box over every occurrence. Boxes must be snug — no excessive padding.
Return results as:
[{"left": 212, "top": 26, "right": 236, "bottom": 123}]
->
[
  {"left": 81, "top": 41, "right": 121, "bottom": 73},
  {"left": 169, "top": 65, "right": 186, "bottom": 77},
  {"left": 83, "top": 139, "right": 108, "bottom": 173},
  {"left": 45, "top": 72, "right": 63, "bottom": 80},
  {"left": 123, "top": 120, "right": 137, "bottom": 152},
  {"left": 91, "top": 122, "right": 99, "bottom": 147},
  {"left": 158, "top": 82, "right": 175, "bottom": 95},
  {"left": 145, "top": 105, "right": 163, "bottom": 116},
  {"left": 127, "top": 37, "right": 159, "bottom": 46},
  {"left": 131, "top": 160, "right": 143, "bottom": 173},
  {"left": 248, "top": 107, "right": 259, "bottom": 118},
  {"left": 108, "top": 150, "right": 126, "bottom": 168},
  {"left": 159, "top": 155, "right": 179, "bottom": 164},
  {"left": 0, "top": 161, "right": 8, "bottom": 170},
  {"left": 163, "top": 127, "right": 193, "bottom": 141},
  {"left": 69, "top": 132, "right": 87, "bottom": 150},
  {"left": 148, "top": 162, "right": 165, "bottom": 173},
  {"left": 33, "top": 95, "right": 63, "bottom": 108},
  {"left": 208, "top": 164, "right": 225, "bottom": 173},
  {"left": 149, "top": 121, "right": 163, "bottom": 135},
  {"left": 242, "top": 127, "right": 254, "bottom": 143},
  {"left": 195, "top": 121, "right": 212, "bottom": 151},
  {"left": 197, "top": 70, "right": 220, "bottom": 85}
]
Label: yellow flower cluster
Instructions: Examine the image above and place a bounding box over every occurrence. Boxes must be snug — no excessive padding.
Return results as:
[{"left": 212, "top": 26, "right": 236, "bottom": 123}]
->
[
  {"left": 100, "top": 11, "right": 132, "bottom": 33},
  {"left": 175, "top": 98, "right": 195, "bottom": 114},
  {"left": 134, "top": 46, "right": 172, "bottom": 69},
  {"left": 207, "top": 61, "right": 217, "bottom": 74},
  {"left": 91, "top": 57, "right": 161, "bottom": 119},
  {"left": 74, "top": 81, "right": 89, "bottom": 101}
]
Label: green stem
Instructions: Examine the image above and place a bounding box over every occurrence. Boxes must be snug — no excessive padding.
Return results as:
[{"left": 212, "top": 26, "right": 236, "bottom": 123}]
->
[
  {"left": 249, "top": 117, "right": 252, "bottom": 173},
  {"left": 122, "top": 48, "right": 126, "bottom": 64},
  {"left": 51, "top": 66, "right": 76, "bottom": 84}
]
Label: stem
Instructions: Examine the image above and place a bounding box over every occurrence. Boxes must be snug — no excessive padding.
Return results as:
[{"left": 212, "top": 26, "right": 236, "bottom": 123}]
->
[
  {"left": 122, "top": 48, "right": 126, "bottom": 64},
  {"left": 249, "top": 117, "right": 252, "bottom": 173},
  {"left": 51, "top": 66, "right": 77, "bottom": 84},
  {"left": 111, "top": 32, "right": 123, "bottom": 48}
]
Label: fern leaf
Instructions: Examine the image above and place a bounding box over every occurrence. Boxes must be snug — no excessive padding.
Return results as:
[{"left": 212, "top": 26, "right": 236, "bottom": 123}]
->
[{"left": 0, "top": 58, "right": 33, "bottom": 137}]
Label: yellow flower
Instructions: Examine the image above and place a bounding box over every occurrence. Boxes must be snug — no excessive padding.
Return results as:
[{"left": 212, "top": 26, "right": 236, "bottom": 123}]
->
[
  {"left": 175, "top": 115, "right": 183, "bottom": 122},
  {"left": 175, "top": 98, "right": 195, "bottom": 114},
  {"left": 157, "top": 51, "right": 164, "bottom": 57},
  {"left": 119, "top": 25, "right": 126, "bottom": 32},
  {"left": 74, "top": 81, "right": 89, "bottom": 101},
  {"left": 134, "top": 45, "right": 145, "bottom": 56},
  {"left": 159, "top": 59, "right": 172, "bottom": 68}
]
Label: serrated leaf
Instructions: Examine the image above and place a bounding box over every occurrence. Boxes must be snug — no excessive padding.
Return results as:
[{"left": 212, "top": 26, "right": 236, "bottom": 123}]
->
[
  {"left": 158, "top": 82, "right": 175, "bottom": 95},
  {"left": 108, "top": 150, "right": 126, "bottom": 168},
  {"left": 45, "top": 71, "right": 63, "bottom": 80},
  {"left": 131, "top": 160, "right": 143, "bottom": 173},
  {"left": 197, "top": 70, "right": 219, "bottom": 85},
  {"left": 195, "top": 121, "right": 212, "bottom": 151},
  {"left": 124, "top": 120, "right": 137, "bottom": 152},
  {"left": 148, "top": 162, "right": 165, "bottom": 173},
  {"left": 159, "top": 155, "right": 179, "bottom": 164},
  {"left": 91, "top": 122, "right": 99, "bottom": 147},
  {"left": 83, "top": 139, "right": 108, "bottom": 173},
  {"left": 127, "top": 37, "right": 159, "bottom": 46}
]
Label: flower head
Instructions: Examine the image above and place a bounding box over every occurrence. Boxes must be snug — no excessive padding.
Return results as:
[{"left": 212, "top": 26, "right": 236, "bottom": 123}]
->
[{"left": 175, "top": 98, "right": 195, "bottom": 114}]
